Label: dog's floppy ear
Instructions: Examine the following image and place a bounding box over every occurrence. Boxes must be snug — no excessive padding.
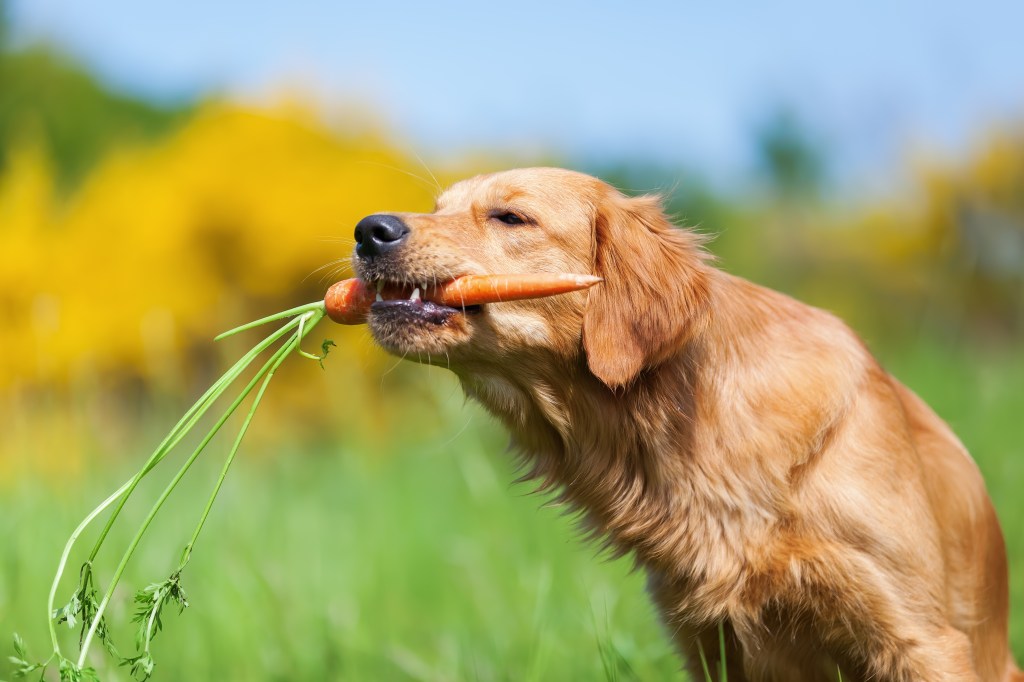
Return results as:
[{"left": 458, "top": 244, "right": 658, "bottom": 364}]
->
[{"left": 583, "top": 191, "right": 712, "bottom": 388}]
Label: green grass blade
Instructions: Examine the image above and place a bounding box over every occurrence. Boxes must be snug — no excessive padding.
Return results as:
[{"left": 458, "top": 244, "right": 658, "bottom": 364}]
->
[
  {"left": 718, "top": 621, "right": 727, "bottom": 682},
  {"left": 696, "top": 639, "right": 713, "bottom": 682}
]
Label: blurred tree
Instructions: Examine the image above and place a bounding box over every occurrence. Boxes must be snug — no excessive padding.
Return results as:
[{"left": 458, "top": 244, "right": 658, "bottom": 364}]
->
[
  {"left": 752, "top": 106, "right": 828, "bottom": 199},
  {"left": 0, "top": 0, "right": 8, "bottom": 50},
  {"left": 0, "top": 41, "right": 192, "bottom": 188},
  {"left": 923, "top": 132, "right": 1024, "bottom": 338}
]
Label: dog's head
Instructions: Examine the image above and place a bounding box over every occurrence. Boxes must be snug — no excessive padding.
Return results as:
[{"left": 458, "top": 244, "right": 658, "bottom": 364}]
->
[{"left": 353, "top": 167, "right": 711, "bottom": 388}]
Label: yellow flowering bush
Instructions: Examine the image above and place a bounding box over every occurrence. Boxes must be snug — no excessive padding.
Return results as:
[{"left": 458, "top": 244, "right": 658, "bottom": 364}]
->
[
  {"left": 0, "top": 103, "right": 457, "bottom": 390},
  {"left": 0, "top": 102, "right": 482, "bottom": 471}
]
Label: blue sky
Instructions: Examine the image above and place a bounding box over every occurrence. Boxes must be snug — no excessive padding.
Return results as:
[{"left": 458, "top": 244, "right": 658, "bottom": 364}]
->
[{"left": 9, "top": 0, "right": 1024, "bottom": 190}]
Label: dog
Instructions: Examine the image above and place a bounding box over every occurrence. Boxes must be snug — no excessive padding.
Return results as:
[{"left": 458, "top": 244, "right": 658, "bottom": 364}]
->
[{"left": 351, "top": 167, "right": 1020, "bottom": 681}]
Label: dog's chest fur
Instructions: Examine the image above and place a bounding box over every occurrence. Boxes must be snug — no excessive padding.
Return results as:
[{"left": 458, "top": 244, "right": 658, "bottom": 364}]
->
[{"left": 457, "top": 289, "right": 874, "bottom": 631}]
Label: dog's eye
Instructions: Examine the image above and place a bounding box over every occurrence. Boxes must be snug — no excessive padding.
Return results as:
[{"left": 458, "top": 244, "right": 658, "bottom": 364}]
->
[{"left": 492, "top": 211, "right": 527, "bottom": 226}]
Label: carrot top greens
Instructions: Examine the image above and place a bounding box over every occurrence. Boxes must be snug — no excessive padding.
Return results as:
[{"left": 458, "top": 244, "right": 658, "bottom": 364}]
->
[{"left": 11, "top": 300, "right": 331, "bottom": 682}]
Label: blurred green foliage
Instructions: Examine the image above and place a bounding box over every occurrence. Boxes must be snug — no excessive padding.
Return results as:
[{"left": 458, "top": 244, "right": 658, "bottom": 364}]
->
[
  {"left": 0, "top": 38, "right": 191, "bottom": 189},
  {"left": 0, "top": 1, "right": 8, "bottom": 50},
  {"left": 752, "top": 105, "right": 829, "bottom": 199}
]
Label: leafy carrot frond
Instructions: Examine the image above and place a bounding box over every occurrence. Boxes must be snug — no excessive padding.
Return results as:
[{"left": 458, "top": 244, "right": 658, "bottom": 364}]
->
[{"left": 19, "top": 300, "right": 330, "bottom": 681}]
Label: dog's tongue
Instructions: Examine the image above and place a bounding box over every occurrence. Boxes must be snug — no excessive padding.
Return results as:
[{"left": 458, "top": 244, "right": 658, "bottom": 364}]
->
[{"left": 324, "top": 274, "right": 602, "bottom": 325}]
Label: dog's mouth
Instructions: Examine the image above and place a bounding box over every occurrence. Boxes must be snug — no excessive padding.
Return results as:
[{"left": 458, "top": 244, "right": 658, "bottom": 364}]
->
[
  {"left": 361, "top": 276, "right": 480, "bottom": 358},
  {"left": 366, "top": 278, "right": 483, "bottom": 324}
]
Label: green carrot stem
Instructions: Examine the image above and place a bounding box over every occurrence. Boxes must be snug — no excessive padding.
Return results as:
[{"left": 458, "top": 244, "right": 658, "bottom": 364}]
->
[
  {"left": 77, "top": 309, "right": 324, "bottom": 668},
  {"left": 87, "top": 314, "right": 305, "bottom": 561},
  {"left": 48, "top": 311, "right": 306, "bottom": 659},
  {"left": 179, "top": 335, "right": 288, "bottom": 569},
  {"left": 214, "top": 301, "right": 325, "bottom": 341},
  {"left": 45, "top": 315, "right": 305, "bottom": 660},
  {"left": 45, "top": 480, "right": 131, "bottom": 653}
]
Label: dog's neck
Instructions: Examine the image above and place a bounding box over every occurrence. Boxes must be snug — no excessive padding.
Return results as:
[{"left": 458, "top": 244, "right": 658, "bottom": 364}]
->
[
  {"left": 457, "top": 274, "right": 861, "bottom": 579},
  {"left": 457, "top": 339, "right": 711, "bottom": 569}
]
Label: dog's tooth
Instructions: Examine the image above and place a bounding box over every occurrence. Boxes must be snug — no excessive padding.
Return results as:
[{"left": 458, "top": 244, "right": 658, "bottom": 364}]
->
[
  {"left": 376, "top": 293, "right": 383, "bottom": 302},
  {"left": 410, "top": 287, "right": 421, "bottom": 302},
  {"left": 376, "top": 281, "right": 384, "bottom": 293}
]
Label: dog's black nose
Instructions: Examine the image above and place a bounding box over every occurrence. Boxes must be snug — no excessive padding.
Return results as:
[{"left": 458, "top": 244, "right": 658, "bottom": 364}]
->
[{"left": 354, "top": 214, "right": 410, "bottom": 258}]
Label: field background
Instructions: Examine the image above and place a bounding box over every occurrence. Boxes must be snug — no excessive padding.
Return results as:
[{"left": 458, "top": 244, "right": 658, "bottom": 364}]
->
[
  {"left": 1, "top": 2, "right": 1023, "bottom": 679},
  {"left": 3, "top": 345, "right": 1023, "bottom": 681}
]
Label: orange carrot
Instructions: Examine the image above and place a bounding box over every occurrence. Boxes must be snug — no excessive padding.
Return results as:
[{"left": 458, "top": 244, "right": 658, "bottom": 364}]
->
[
  {"left": 324, "top": 273, "right": 601, "bottom": 325},
  {"left": 427, "top": 273, "right": 602, "bottom": 307},
  {"left": 323, "top": 279, "right": 377, "bottom": 324}
]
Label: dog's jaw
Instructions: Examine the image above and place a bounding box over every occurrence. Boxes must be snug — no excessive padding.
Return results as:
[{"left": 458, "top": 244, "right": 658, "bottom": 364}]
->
[
  {"left": 354, "top": 254, "right": 481, "bottom": 359},
  {"left": 367, "top": 298, "right": 474, "bottom": 358}
]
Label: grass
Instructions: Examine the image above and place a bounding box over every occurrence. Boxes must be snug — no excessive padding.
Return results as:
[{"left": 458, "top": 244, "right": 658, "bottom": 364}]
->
[
  {"left": 2, "top": 421, "right": 679, "bottom": 680},
  {"left": 1, "top": 340, "right": 1022, "bottom": 680}
]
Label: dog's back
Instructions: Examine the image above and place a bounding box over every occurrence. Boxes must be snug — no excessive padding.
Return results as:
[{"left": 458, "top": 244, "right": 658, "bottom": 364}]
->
[{"left": 893, "top": 380, "right": 1019, "bottom": 681}]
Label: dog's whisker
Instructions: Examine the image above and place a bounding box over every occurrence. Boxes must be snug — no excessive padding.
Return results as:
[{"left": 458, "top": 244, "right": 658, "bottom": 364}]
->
[
  {"left": 380, "top": 351, "right": 409, "bottom": 383},
  {"left": 433, "top": 412, "right": 475, "bottom": 452},
  {"left": 355, "top": 159, "right": 439, "bottom": 195},
  {"left": 303, "top": 259, "right": 347, "bottom": 284},
  {"left": 410, "top": 150, "right": 443, "bottom": 196},
  {"left": 319, "top": 264, "right": 351, "bottom": 286},
  {"left": 315, "top": 238, "right": 355, "bottom": 247}
]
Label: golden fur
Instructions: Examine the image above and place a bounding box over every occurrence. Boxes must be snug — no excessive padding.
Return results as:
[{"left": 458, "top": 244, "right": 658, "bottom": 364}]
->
[{"left": 354, "top": 167, "right": 1020, "bottom": 681}]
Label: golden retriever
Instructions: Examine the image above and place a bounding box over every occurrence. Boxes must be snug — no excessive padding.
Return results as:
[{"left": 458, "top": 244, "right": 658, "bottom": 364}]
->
[{"left": 351, "top": 167, "right": 1020, "bottom": 681}]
